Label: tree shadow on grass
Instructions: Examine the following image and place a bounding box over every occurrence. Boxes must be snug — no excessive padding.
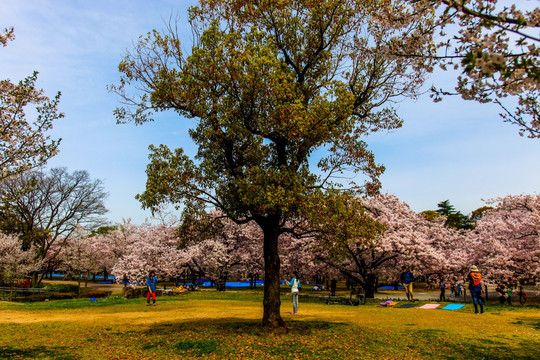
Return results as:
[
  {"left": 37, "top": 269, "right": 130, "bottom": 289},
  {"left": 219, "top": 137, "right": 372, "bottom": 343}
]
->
[
  {"left": 0, "top": 346, "right": 77, "bottom": 360},
  {"left": 147, "top": 317, "right": 349, "bottom": 336},
  {"left": 411, "top": 328, "right": 540, "bottom": 360},
  {"left": 141, "top": 318, "right": 351, "bottom": 357}
]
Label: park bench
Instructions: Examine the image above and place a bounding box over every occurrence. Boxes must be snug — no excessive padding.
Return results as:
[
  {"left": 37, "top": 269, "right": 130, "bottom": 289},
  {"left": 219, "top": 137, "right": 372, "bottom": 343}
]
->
[{"left": 326, "top": 286, "right": 366, "bottom": 306}]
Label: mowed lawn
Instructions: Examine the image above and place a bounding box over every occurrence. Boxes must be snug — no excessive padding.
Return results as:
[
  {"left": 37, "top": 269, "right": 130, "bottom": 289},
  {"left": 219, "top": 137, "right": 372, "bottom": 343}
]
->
[{"left": 1, "top": 291, "right": 539, "bottom": 360}]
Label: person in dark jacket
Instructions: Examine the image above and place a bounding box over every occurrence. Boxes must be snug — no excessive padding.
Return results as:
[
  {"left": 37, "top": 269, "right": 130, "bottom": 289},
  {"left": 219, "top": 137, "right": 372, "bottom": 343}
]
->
[
  {"left": 400, "top": 265, "right": 415, "bottom": 301},
  {"left": 439, "top": 278, "right": 446, "bottom": 302},
  {"left": 330, "top": 279, "right": 337, "bottom": 296},
  {"left": 467, "top": 265, "right": 484, "bottom": 314},
  {"left": 146, "top": 270, "right": 159, "bottom": 306}
]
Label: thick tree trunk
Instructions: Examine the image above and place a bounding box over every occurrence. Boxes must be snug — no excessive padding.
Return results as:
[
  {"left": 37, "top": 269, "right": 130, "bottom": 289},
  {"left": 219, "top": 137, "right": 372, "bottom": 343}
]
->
[
  {"left": 364, "top": 282, "right": 376, "bottom": 298},
  {"left": 261, "top": 222, "right": 285, "bottom": 328},
  {"left": 363, "top": 274, "right": 378, "bottom": 298}
]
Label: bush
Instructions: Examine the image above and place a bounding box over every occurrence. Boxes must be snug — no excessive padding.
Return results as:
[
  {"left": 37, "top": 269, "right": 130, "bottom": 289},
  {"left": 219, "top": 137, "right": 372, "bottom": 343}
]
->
[
  {"left": 13, "top": 279, "right": 32, "bottom": 288},
  {"left": 39, "top": 283, "right": 80, "bottom": 293},
  {"left": 11, "top": 288, "right": 112, "bottom": 302}
]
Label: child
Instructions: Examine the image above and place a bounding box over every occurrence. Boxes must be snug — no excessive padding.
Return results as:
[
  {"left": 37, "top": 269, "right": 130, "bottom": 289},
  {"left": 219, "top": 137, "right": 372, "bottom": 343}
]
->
[{"left": 146, "top": 270, "right": 159, "bottom": 306}]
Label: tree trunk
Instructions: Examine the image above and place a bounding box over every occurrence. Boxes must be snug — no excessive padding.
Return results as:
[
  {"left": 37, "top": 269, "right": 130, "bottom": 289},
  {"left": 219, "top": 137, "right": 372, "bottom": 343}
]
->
[
  {"left": 261, "top": 222, "right": 285, "bottom": 328},
  {"left": 361, "top": 274, "right": 377, "bottom": 298}
]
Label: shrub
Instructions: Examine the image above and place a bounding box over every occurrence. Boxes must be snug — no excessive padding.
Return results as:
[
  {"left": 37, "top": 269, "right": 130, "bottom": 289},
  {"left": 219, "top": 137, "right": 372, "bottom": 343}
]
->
[{"left": 40, "top": 283, "right": 80, "bottom": 293}]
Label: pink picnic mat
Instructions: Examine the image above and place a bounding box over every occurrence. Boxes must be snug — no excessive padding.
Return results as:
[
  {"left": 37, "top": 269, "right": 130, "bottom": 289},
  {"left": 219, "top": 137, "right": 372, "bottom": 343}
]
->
[{"left": 418, "top": 304, "right": 440, "bottom": 309}]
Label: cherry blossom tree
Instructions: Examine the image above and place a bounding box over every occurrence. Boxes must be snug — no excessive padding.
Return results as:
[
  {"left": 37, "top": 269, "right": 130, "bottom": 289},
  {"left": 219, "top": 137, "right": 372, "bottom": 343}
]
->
[
  {"left": 1, "top": 28, "right": 63, "bottom": 181},
  {"left": 418, "top": 0, "right": 540, "bottom": 138},
  {"left": 0, "top": 27, "right": 14, "bottom": 47},
  {"left": 471, "top": 194, "right": 540, "bottom": 282},
  {"left": 0, "top": 168, "right": 108, "bottom": 283},
  {"left": 59, "top": 228, "right": 100, "bottom": 297},
  {"left": 90, "top": 221, "right": 139, "bottom": 281},
  {"left": 312, "top": 194, "right": 465, "bottom": 297},
  {"left": 111, "top": 222, "right": 182, "bottom": 285},
  {"left": 0, "top": 233, "right": 41, "bottom": 301},
  {"left": 175, "top": 213, "right": 265, "bottom": 290}
]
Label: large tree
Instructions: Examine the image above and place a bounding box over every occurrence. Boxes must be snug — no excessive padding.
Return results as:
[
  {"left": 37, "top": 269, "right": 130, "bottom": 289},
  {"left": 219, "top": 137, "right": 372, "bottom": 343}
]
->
[
  {"left": 1, "top": 28, "right": 63, "bottom": 181},
  {"left": 110, "top": 0, "right": 433, "bottom": 327},
  {"left": 0, "top": 168, "right": 108, "bottom": 282},
  {"left": 312, "top": 194, "right": 465, "bottom": 297},
  {"left": 111, "top": 221, "right": 182, "bottom": 284},
  {"left": 0, "top": 232, "right": 41, "bottom": 301},
  {"left": 59, "top": 227, "right": 100, "bottom": 297},
  {"left": 471, "top": 194, "right": 540, "bottom": 280}
]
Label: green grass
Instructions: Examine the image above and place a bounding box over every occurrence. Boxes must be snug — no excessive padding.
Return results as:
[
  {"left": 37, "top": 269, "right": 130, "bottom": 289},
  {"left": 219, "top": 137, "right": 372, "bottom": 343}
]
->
[{"left": 1, "top": 291, "right": 539, "bottom": 359}]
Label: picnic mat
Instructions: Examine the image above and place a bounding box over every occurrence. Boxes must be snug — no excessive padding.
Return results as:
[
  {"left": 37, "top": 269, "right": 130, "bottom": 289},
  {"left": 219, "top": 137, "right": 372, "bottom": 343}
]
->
[
  {"left": 441, "top": 304, "right": 465, "bottom": 310},
  {"left": 397, "top": 303, "right": 418, "bottom": 308},
  {"left": 418, "top": 304, "right": 440, "bottom": 309}
]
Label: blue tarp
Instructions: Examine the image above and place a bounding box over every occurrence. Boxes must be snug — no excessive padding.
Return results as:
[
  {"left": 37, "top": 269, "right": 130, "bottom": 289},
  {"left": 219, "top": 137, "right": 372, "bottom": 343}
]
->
[
  {"left": 201, "top": 281, "right": 264, "bottom": 287},
  {"left": 441, "top": 304, "right": 465, "bottom": 310}
]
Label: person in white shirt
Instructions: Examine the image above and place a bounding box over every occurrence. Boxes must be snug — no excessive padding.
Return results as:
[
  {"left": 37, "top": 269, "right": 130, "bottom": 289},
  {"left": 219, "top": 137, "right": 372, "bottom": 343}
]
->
[{"left": 286, "top": 271, "right": 302, "bottom": 314}]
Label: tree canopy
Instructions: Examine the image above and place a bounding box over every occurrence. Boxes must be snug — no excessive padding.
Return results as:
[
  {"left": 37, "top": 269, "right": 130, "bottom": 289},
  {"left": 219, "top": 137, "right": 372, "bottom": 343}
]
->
[
  {"left": 424, "top": 0, "right": 539, "bottom": 138},
  {"left": 110, "top": 0, "right": 434, "bottom": 327},
  {"left": 0, "top": 168, "right": 108, "bottom": 282},
  {"left": 1, "top": 27, "right": 63, "bottom": 182}
]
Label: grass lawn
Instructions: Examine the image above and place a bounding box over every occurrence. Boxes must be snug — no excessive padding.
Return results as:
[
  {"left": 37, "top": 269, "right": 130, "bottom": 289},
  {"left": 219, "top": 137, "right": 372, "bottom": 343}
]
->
[{"left": 0, "top": 290, "right": 539, "bottom": 359}]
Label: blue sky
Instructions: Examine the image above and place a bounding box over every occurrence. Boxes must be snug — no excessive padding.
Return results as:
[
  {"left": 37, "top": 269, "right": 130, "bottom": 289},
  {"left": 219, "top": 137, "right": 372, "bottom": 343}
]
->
[{"left": 2, "top": 0, "right": 539, "bottom": 224}]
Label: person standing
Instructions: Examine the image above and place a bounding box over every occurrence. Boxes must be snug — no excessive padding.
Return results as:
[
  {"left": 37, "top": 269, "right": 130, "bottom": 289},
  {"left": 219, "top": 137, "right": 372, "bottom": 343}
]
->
[
  {"left": 495, "top": 283, "right": 507, "bottom": 305},
  {"left": 467, "top": 265, "right": 484, "bottom": 314},
  {"left": 146, "top": 270, "right": 159, "bottom": 306},
  {"left": 518, "top": 286, "right": 528, "bottom": 305},
  {"left": 439, "top": 278, "right": 446, "bottom": 302},
  {"left": 330, "top": 279, "right": 337, "bottom": 297},
  {"left": 286, "top": 272, "right": 301, "bottom": 314},
  {"left": 456, "top": 282, "right": 463, "bottom": 297},
  {"left": 506, "top": 282, "right": 513, "bottom": 305},
  {"left": 400, "top": 265, "right": 415, "bottom": 301}
]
